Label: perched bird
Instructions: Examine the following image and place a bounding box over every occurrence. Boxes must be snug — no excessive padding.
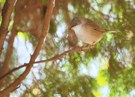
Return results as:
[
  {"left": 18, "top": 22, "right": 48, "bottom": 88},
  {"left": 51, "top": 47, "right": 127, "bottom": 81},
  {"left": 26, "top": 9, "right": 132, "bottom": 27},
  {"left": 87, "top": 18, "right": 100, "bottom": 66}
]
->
[{"left": 69, "top": 17, "right": 109, "bottom": 47}]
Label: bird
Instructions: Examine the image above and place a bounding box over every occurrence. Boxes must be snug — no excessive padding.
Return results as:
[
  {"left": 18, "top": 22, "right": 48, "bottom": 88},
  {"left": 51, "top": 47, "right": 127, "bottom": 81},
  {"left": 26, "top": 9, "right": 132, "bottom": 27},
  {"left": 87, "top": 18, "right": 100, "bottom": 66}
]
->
[{"left": 69, "top": 17, "right": 110, "bottom": 47}]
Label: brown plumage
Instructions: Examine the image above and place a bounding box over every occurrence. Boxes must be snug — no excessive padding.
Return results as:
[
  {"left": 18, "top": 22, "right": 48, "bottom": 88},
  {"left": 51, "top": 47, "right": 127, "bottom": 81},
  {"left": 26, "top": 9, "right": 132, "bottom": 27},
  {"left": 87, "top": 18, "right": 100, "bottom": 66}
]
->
[{"left": 69, "top": 17, "right": 106, "bottom": 45}]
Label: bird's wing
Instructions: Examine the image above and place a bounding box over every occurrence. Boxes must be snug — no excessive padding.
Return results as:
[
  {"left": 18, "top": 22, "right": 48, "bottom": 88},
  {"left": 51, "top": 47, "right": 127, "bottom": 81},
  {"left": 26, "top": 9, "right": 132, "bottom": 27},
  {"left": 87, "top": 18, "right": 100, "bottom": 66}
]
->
[{"left": 86, "top": 19, "right": 105, "bottom": 32}]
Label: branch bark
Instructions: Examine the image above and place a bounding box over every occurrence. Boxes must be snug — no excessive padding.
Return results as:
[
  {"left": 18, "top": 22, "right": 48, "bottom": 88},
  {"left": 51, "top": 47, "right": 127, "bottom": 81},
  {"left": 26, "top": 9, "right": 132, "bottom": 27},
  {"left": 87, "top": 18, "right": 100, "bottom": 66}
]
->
[
  {"left": 0, "top": 0, "right": 15, "bottom": 55},
  {"left": 0, "top": 0, "right": 55, "bottom": 96},
  {"left": 0, "top": 0, "right": 21, "bottom": 89},
  {"left": 0, "top": 46, "right": 89, "bottom": 81},
  {"left": 0, "top": 28, "right": 17, "bottom": 88}
]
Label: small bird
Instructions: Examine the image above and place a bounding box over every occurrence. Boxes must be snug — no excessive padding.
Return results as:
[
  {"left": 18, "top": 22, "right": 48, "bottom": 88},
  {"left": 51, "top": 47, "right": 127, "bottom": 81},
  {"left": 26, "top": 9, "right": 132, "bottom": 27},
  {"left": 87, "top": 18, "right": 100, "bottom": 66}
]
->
[{"left": 69, "top": 17, "right": 108, "bottom": 47}]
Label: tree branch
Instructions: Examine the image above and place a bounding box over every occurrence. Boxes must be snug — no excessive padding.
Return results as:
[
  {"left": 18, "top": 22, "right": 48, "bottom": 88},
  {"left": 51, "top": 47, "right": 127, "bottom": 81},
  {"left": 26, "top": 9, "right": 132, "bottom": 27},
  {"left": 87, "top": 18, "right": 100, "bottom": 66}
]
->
[
  {"left": 0, "top": 46, "right": 89, "bottom": 81},
  {"left": 0, "top": 0, "right": 15, "bottom": 55},
  {"left": 0, "top": 10, "right": 19, "bottom": 88},
  {"left": 0, "top": 0, "right": 55, "bottom": 96}
]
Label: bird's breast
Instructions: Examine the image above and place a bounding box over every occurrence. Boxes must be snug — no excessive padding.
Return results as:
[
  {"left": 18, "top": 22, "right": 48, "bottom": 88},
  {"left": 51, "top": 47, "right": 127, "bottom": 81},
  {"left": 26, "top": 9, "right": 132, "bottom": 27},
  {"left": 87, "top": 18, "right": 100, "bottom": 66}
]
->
[{"left": 72, "top": 24, "right": 103, "bottom": 44}]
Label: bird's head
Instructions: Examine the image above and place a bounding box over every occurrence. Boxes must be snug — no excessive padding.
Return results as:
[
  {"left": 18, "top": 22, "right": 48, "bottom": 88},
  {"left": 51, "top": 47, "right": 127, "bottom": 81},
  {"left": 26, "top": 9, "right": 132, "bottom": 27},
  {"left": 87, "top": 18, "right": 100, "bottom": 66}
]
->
[{"left": 69, "top": 17, "right": 86, "bottom": 29}]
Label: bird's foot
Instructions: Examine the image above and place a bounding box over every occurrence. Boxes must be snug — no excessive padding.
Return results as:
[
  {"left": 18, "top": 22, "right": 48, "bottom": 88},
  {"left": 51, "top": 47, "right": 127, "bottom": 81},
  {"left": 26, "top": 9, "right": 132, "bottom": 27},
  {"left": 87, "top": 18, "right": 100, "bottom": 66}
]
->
[
  {"left": 80, "top": 44, "right": 90, "bottom": 51},
  {"left": 89, "top": 42, "right": 95, "bottom": 49},
  {"left": 89, "top": 44, "right": 95, "bottom": 49}
]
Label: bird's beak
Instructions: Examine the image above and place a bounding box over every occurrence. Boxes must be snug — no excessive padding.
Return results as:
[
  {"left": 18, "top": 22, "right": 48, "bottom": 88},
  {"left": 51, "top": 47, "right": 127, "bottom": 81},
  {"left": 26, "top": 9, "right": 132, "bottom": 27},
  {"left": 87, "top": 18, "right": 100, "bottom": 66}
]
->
[
  {"left": 69, "top": 17, "right": 81, "bottom": 30},
  {"left": 68, "top": 25, "right": 72, "bottom": 30},
  {"left": 69, "top": 21, "right": 78, "bottom": 30},
  {"left": 70, "top": 22, "right": 76, "bottom": 28}
]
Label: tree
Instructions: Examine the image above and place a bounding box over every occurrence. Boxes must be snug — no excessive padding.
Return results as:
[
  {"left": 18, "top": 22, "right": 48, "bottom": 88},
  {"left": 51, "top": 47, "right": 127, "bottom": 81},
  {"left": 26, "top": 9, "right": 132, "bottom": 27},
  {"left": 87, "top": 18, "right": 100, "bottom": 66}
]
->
[{"left": 0, "top": 0, "right": 135, "bottom": 97}]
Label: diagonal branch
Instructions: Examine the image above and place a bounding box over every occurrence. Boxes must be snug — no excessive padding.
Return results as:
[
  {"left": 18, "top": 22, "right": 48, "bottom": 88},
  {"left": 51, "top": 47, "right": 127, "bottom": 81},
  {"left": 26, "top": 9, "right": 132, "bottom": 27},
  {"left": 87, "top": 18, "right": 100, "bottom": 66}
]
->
[
  {"left": 0, "top": 46, "right": 89, "bottom": 81},
  {"left": 0, "top": 0, "right": 15, "bottom": 55},
  {"left": 0, "top": 0, "right": 55, "bottom": 96}
]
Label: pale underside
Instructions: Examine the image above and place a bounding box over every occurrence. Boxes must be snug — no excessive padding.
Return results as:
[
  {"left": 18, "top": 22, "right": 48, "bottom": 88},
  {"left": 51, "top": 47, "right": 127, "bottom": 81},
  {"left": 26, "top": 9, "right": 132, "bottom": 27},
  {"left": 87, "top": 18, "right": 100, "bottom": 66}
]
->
[{"left": 72, "top": 24, "right": 104, "bottom": 44}]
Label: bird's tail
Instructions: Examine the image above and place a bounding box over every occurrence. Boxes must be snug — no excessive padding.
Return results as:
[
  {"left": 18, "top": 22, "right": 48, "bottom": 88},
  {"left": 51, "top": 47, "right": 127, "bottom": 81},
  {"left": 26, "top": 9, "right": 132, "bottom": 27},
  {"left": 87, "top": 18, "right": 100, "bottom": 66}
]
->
[{"left": 105, "top": 29, "right": 119, "bottom": 34}]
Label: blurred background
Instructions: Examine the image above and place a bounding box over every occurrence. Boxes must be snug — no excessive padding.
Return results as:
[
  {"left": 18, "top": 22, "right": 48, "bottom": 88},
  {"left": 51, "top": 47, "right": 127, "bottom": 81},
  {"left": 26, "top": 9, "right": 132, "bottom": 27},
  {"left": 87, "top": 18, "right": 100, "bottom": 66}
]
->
[{"left": 0, "top": 0, "right": 135, "bottom": 97}]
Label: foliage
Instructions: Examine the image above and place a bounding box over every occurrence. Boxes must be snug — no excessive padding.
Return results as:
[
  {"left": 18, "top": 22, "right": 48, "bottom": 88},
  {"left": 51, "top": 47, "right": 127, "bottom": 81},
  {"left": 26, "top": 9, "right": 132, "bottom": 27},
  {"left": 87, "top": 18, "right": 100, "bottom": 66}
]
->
[{"left": 0, "top": 0, "right": 135, "bottom": 97}]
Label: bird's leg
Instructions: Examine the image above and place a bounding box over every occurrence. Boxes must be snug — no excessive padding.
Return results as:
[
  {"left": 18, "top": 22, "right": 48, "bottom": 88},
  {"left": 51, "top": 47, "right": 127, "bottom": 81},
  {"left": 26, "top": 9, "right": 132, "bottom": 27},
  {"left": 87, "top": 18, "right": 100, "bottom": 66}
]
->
[
  {"left": 78, "top": 43, "right": 89, "bottom": 51},
  {"left": 89, "top": 42, "right": 95, "bottom": 49},
  {"left": 82, "top": 43, "right": 89, "bottom": 47}
]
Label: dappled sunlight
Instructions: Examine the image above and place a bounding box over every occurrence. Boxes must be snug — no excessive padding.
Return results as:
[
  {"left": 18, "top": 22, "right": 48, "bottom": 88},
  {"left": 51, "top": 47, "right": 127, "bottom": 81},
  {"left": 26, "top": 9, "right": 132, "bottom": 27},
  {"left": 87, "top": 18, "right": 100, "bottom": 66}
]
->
[{"left": 0, "top": 0, "right": 135, "bottom": 97}]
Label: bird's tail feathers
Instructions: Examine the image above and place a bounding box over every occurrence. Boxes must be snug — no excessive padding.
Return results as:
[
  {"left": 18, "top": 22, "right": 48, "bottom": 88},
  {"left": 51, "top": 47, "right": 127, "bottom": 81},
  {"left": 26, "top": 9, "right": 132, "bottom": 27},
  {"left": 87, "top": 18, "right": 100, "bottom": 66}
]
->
[{"left": 105, "top": 30, "right": 119, "bottom": 34}]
